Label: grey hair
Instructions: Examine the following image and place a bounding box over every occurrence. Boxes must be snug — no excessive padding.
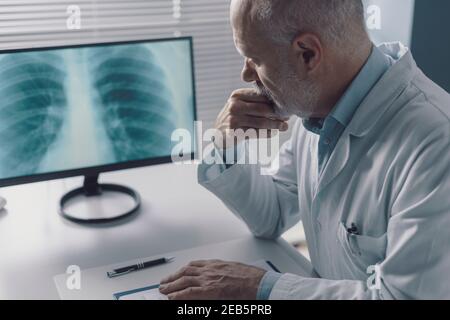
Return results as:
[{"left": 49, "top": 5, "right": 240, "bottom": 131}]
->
[{"left": 253, "top": 0, "right": 367, "bottom": 50}]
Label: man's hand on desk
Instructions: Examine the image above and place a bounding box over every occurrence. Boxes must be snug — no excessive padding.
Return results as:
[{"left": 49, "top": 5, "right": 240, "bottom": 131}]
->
[{"left": 158, "top": 260, "right": 267, "bottom": 300}]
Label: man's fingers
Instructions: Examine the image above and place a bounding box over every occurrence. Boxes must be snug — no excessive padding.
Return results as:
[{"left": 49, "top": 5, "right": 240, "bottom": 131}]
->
[
  {"left": 230, "top": 88, "right": 270, "bottom": 103},
  {"left": 160, "top": 266, "right": 202, "bottom": 284},
  {"left": 235, "top": 116, "right": 289, "bottom": 131},
  {"left": 168, "top": 287, "right": 206, "bottom": 300},
  {"left": 159, "top": 276, "right": 201, "bottom": 295},
  {"left": 188, "top": 259, "right": 223, "bottom": 267},
  {"left": 230, "top": 100, "right": 283, "bottom": 120}
]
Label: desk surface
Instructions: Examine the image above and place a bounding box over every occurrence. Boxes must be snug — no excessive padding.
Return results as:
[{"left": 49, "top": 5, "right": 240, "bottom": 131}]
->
[
  {"left": 54, "top": 236, "right": 314, "bottom": 300},
  {"left": 0, "top": 164, "right": 307, "bottom": 299}
]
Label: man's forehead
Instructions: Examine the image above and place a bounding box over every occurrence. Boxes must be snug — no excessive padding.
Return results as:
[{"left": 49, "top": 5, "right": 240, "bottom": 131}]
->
[
  {"left": 233, "top": 32, "right": 260, "bottom": 58},
  {"left": 232, "top": 14, "right": 263, "bottom": 57},
  {"left": 231, "top": 0, "right": 274, "bottom": 59},
  {"left": 230, "top": 0, "right": 262, "bottom": 35},
  {"left": 230, "top": 0, "right": 252, "bottom": 21}
]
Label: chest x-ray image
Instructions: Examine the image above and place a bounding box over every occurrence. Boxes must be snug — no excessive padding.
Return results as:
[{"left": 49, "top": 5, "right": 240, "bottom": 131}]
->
[{"left": 0, "top": 39, "right": 196, "bottom": 180}]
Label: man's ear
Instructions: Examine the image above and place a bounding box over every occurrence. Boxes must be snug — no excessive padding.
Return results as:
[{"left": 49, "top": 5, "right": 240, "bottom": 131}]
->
[{"left": 291, "top": 33, "right": 322, "bottom": 75}]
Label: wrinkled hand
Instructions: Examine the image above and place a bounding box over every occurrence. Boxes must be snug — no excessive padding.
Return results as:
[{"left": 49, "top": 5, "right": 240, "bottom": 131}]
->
[
  {"left": 214, "top": 88, "right": 289, "bottom": 150},
  {"left": 159, "top": 260, "right": 267, "bottom": 300}
]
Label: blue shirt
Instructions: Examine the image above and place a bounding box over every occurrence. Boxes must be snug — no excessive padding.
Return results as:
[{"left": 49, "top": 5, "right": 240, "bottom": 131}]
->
[{"left": 257, "top": 45, "right": 393, "bottom": 300}]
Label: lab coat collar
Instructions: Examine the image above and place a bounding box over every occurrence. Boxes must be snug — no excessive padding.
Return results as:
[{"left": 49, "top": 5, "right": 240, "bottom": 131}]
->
[
  {"left": 316, "top": 42, "right": 416, "bottom": 195},
  {"left": 348, "top": 42, "right": 415, "bottom": 137}
]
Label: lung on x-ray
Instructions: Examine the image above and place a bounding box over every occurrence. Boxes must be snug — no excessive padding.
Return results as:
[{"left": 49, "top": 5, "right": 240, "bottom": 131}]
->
[{"left": 0, "top": 41, "right": 195, "bottom": 179}]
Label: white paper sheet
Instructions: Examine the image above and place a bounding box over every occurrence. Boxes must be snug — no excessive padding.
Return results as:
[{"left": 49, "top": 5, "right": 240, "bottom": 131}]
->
[{"left": 116, "top": 260, "right": 276, "bottom": 300}]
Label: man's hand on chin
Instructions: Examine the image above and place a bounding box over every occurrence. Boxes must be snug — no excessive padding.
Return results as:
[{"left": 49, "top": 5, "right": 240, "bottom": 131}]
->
[{"left": 159, "top": 260, "right": 267, "bottom": 300}]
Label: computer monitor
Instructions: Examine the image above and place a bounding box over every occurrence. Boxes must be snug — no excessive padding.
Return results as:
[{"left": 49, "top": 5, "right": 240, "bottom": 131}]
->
[{"left": 0, "top": 37, "right": 197, "bottom": 223}]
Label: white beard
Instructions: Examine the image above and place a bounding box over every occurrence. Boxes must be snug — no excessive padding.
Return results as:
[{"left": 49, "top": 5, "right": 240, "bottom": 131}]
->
[{"left": 254, "top": 73, "right": 320, "bottom": 119}]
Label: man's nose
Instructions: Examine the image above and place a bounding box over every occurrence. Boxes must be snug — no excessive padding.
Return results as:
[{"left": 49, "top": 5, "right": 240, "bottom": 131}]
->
[{"left": 241, "top": 59, "right": 259, "bottom": 83}]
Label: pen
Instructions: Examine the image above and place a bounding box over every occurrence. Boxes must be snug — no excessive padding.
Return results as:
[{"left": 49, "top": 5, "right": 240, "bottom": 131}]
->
[
  {"left": 347, "top": 223, "right": 359, "bottom": 235},
  {"left": 107, "top": 256, "right": 175, "bottom": 278}
]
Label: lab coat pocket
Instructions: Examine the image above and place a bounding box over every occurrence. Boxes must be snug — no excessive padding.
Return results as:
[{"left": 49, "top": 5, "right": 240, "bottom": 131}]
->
[{"left": 337, "top": 222, "right": 387, "bottom": 278}]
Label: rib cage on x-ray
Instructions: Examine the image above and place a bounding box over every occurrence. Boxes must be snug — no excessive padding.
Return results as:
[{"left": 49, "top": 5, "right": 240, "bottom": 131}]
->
[
  {"left": 0, "top": 52, "right": 68, "bottom": 177},
  {"left": 88, "top": 45, "right": 177, "bottom": 162},
  {"left": 0, "top": 44, "right": 180, "bottom": 178}
]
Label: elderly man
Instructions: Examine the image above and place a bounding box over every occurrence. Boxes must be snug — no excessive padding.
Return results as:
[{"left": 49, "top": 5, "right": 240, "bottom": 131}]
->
[{"left": 160, "top": 0, "right": 450, "bottom": 299}]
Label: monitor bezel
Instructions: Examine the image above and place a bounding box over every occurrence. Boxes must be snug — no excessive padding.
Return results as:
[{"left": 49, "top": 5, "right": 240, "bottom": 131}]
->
[{"left": 0, "top": 36, "right": 198, "bottom": 188}]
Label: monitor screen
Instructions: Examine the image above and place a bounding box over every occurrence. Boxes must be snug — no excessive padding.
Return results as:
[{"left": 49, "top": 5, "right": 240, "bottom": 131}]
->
[{"left": 0, "top": 37, "right": 196, "bottom": 185}]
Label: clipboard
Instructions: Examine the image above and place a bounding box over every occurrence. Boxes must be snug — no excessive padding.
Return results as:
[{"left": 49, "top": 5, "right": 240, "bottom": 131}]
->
[
  {"left": 113, "top": 260, "right": 280, "bottom": 300},
  {"left": 114, "top": 284, "right": 163, "bottom": 300}
]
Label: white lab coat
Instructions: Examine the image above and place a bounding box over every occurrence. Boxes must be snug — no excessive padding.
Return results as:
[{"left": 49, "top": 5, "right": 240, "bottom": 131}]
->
[{"left": 198, "top": 43, "right": 450, "bottom": 300}]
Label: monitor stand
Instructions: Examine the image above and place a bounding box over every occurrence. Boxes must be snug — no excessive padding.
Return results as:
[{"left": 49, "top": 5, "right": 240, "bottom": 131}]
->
[{"left": 59, "top": 174, "right": 141, "bottom": 224}]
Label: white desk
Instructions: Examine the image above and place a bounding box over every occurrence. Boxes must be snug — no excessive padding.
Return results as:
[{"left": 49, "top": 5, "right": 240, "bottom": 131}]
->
[{"left": 0, "top": 164, "right": 310, "bottom": 299}]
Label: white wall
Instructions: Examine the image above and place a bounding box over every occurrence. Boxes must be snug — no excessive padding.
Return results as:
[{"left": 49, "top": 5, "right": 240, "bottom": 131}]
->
[{"left": 364, "top": 0, "right": 416, "bottom": 46}]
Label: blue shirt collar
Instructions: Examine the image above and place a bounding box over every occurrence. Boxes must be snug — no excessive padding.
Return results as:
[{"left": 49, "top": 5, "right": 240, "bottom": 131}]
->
[{"left": 329, "top": 45, "right": 392, "bottom": 127}]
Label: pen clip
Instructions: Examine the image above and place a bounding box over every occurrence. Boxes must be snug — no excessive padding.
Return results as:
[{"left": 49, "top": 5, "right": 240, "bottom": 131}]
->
[{"left": 347, "top": 223, "right": 359, "bottom": 235}]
